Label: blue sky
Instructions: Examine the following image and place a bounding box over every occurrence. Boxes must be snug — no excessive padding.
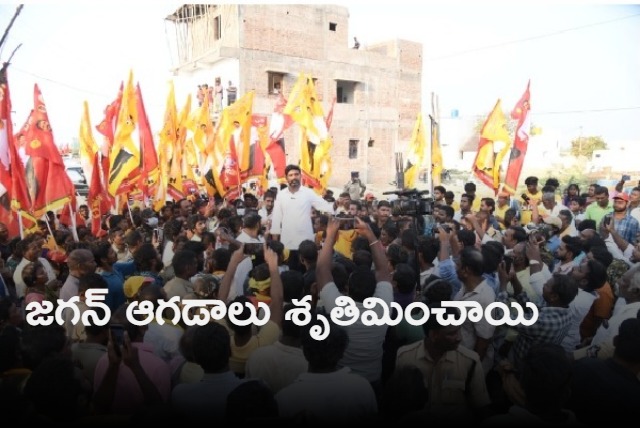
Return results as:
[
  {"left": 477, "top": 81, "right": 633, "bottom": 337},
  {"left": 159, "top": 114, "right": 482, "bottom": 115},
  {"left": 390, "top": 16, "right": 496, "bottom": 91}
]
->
[{"left": 1, "top": 1, "right": 639, "bottom": 147}]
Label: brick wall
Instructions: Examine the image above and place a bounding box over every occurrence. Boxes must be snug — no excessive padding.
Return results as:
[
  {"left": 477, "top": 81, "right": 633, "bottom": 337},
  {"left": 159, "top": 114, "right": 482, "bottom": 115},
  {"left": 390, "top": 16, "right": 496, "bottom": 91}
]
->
[{"left": 172, "top": 4, "right": 422, "bottom": 188}]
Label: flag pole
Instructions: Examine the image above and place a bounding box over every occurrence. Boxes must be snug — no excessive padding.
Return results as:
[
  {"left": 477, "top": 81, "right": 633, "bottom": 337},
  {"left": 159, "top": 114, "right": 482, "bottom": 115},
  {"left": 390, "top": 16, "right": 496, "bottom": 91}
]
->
[
  {"left": 126, "top": 194, "right": 135, "bottom": 226},
  {"left": 17, "top": 210, "right": 24, "bottom": 239},
  {"left": 42, "top": 214, "right": 58, "bottom": 250},
  {"left": 68, "top": 202, "right": 79, "bottom": 242}
]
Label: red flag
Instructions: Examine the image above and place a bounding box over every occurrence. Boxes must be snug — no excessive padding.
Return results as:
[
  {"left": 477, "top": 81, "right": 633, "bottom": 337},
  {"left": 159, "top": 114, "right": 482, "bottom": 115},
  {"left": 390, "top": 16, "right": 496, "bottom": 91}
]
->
[
  {"left": 244, "top": 114, "right": 268, "bottom": 180},
  {"left": 266, "top": 94, "right": 292, "bottom": 179},
  {"left": 95, "top": 83, "right": 123, "bottom": 147},
  {"left": 20, "top": 85, "right": 76, "bottom": 218},
  {"left": 219, "top": 136, "right": 242, "bottom": 202},
  {"left": 503, "top": 81, "right": 531, "bottom": 195},
  {"left": 79, "top": 100, "right": 109, "bottom": 237},
  {"left": 95, "top": 83, "right": 123, "bottom": 206},
  {"left": 88, "top": 153, "right": 110, "bottom": 237},
  {"left": 134, "top": 83, "right": 159, "bottom": 197},
  {"left": 0, "top": 64, "right": 31, "bottom": 236}
]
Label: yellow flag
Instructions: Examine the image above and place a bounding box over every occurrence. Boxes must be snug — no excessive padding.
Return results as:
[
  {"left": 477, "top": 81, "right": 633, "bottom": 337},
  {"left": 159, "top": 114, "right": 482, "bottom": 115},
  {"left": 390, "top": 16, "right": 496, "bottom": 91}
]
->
[
  {"left": 306, "top": 78, "right": 332, "bottom": 180},
  {"left": 79, "top": 101, "right": 98, "bottom": 185},
  {"left": 283, "top": 73, "right": 333, "bottom": 194},
  {"left": 108, "top": 70, "right": 139, "bottom": 196},
  {"left": 167, "top": 93, "right": 192, "bottom": 200},
  {"left": 208, "top": 91, "right": 255, "bottom": 197},
  {"left": 481, "top": 100, "right": 510, "bottom": 143},
  {"left": 186, "top": 94, "right": 212, "bottom": 155},
  {"left": 283, "top": 73, "right": 318, "bottom": 136},
  {"left": 473, "top": 99, "right": 512, "bottom": 192},
  {"left": 154, "top": 82, "right": 177, "bottom": 210},
  {"left": 431, "top": 117, "right": 443, "bottom": 187},
  {"left": 403, "top": 113, "right": 427, "bottom": 189}
]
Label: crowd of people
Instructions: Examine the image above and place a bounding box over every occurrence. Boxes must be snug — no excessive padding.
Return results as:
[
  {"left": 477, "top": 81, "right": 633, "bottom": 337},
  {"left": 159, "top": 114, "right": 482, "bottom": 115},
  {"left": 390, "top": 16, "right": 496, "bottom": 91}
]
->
[
  {"left": 0, "top": 165, "right": 639, "bottom": 425},
  {"left": 197, "top": 78, "right": 237, "bottom": 114}
]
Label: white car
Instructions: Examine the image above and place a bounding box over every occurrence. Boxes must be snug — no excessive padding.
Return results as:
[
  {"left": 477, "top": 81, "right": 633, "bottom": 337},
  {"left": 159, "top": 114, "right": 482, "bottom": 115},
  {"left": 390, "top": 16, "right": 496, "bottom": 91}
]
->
[{"left": 63, "top": 158, "right": 90, "bottom": 202}]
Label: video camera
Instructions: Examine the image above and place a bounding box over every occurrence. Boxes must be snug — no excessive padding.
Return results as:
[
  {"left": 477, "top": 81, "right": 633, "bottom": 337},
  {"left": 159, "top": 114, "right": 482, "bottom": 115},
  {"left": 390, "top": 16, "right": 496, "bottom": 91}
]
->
[{"left": 382, "top": 188, "right": 434, "bottom": 216}]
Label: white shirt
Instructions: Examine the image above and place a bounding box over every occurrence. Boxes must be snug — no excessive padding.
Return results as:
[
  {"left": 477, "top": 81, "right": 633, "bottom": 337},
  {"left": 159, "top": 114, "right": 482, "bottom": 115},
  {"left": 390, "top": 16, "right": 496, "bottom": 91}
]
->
[
  {"left": 591, "top": 301, "right": 640, "bottom": 346},
  {"left": 258, "top": 207, "right": 272, "bottom": 227},
  {"left": 529, "top": 263, "right": 552, "bottom": 304},
  {"left": 549, "top": 203, "right": 569, "bottom": 217},
  {"left": 454, "top": 280, "right": 496, "bottom": 374},
  {"left": 319, "top": 280, "right": 393, "bottom": 382},
  {"left": 561, "top": 289, "right": 597, "bottom": 352},
  {"left": 162, "top": 240, "right": 174, "bottom": 268},
  {"left": 629, "top": 206, "right": 640, "bottom": 224},
  {"left": 270, "top": 185, "right": 334, "bottom": 250},
  {"left": 604, "top": 235, "right": 636, "bottom": 267},
  {"left": 144, "top": 321, "right": 183, "bottom": 363}
]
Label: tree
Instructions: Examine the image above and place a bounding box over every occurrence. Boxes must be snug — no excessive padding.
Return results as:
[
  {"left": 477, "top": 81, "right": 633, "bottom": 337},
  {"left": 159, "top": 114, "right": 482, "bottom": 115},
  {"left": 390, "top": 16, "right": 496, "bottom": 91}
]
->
[{"left": 570, "top": 135, "right": 607, "bottom": 158}]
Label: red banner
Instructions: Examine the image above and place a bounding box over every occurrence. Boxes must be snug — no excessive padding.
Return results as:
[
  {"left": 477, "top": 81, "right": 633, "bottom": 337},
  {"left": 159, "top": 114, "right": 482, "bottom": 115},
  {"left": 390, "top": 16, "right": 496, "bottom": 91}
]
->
[
  {"left": 0, "top": 65, "right": 32, "bottom": 236},
  {"left": 503, "top": 81, "right": 531, "bottom": 195},
  {"left": 19, "top": 85, "right": 75, "bottom": 218}
]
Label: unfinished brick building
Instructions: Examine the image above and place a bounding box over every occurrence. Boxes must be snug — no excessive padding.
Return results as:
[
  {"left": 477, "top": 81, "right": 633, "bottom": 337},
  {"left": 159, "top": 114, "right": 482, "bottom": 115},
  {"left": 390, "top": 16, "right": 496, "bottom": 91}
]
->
[{"left": 165, "top": 4, "right": 422, "bottom": 187}]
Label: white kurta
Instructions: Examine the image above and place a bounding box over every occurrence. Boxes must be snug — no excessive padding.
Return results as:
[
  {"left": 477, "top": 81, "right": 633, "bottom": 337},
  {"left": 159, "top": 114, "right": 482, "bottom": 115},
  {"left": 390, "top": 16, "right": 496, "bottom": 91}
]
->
[{"left": 270, "top": 186, "right": 334, "bottom": 250}]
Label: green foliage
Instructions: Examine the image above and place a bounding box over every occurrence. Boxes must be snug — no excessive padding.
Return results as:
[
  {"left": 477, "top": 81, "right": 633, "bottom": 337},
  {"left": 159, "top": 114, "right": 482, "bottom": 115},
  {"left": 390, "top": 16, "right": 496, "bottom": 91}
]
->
[{"left": 570, "top": 136, "right": 607, "bottom": 158}]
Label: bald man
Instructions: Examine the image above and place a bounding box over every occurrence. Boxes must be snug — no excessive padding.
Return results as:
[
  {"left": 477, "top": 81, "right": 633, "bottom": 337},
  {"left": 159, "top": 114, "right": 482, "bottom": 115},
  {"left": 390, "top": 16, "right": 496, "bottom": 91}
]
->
[{"left": 60, "top": 249, "right": 98, "bottom": 302}]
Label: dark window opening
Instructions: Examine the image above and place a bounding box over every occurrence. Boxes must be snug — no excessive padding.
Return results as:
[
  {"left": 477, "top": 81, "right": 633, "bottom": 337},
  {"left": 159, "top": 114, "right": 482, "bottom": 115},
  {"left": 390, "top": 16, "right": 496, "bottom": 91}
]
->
[
  {"left": 268, "top": 72, "right": 285, "bottom": 95},
  {"left": 336, "top": 80, "right": 356, "bottom": 104},
  {"left": 349, "top": 140, "right": 359, "bottom": 159},
  {"left": 214, "top": 15, "right": 222, "bottom": 40},
  {"left": 329, "top": 22, "right": 337, "bottom": 31}
]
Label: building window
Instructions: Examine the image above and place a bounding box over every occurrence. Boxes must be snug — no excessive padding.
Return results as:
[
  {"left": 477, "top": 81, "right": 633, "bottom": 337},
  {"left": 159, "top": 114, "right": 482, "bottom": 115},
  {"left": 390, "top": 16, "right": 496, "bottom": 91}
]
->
[
  {"left": 329, "top": 22, "right": 337, "bottom": 31},
  {"left": 214, "top": 15, "right": 222, "bottom": 40},
  {"left": 336, "top": 80, "right": 356, "bottom": 104},
  {"left": 368, "top": 138, "right": 374, "bottom": 148},
  {"left": 349, "top": 139, "right": 359, "bottom": 159},
  {"left": 269, "top": 72, "right": 285, "bottom": 94}
]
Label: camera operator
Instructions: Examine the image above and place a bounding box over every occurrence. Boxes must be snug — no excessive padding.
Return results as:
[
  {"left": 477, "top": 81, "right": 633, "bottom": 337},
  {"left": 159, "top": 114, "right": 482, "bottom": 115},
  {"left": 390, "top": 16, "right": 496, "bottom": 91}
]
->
[{"left": 374, "top": 200, "right": 394, "bottom": 234}]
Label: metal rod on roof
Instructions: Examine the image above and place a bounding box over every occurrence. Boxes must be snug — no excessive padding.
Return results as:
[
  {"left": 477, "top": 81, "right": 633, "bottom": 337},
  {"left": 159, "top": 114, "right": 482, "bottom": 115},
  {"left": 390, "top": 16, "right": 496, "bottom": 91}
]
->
[{"left": 0, "top": 4, "right": 24, "bottom": 54}]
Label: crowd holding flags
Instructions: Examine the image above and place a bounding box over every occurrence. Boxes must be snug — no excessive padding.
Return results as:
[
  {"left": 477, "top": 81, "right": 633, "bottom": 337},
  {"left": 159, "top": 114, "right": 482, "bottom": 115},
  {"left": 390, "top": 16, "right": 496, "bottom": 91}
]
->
[
  {"left": 0, "top": 55, "right": 534, "bottom": 238},
  {"left": 470, "top": 81, "right": 533, "bottom": 195}
]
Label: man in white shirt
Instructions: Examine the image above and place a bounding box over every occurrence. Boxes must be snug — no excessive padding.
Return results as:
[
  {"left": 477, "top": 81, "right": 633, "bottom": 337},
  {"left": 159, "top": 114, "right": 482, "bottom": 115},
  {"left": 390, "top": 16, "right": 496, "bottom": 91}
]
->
[
  {"left": 14, "top": 235, "right": 56, "bottom": 299},
  {"left": 540, "top": 191, "right": 569, "bottom": 219},
  {"left": 258, "top": 189, "right": 276, "bottom": 233},
  {"left": 270, "top": 165, "right": 334, "bottom": 270}
]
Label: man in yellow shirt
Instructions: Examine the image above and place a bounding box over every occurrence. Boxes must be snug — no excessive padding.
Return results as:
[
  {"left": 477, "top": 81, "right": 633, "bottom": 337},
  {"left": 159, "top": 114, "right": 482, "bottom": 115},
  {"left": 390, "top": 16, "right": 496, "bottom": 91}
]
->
[
  {"left": 521, "top": 176, "right": 546, "bottom": 225},
  {"left": 495, "top": 192, "right": 511, "bottom": 230}
]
